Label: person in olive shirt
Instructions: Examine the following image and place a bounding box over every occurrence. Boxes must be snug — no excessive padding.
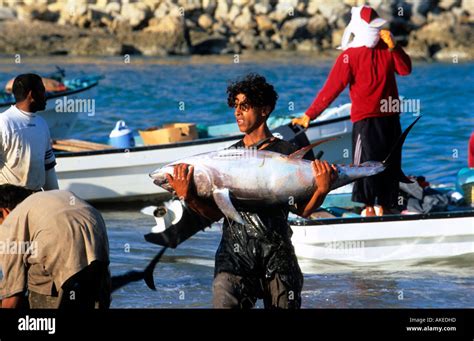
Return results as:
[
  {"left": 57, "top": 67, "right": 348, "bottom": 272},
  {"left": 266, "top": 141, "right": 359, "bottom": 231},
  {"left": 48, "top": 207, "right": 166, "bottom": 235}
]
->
[
  {"left": 0, "top": 186, "right": 110, "bottom": 309},
  {"left": 166, "top": 74, "right": 337, "bottom": 308}
]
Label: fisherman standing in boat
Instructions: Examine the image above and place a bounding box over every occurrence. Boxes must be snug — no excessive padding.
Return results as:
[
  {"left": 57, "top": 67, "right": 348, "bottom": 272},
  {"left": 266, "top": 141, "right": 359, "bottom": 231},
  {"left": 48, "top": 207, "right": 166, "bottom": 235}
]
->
[
  {"left": 0, "top": 185, "right": 111, "bottom": 309},
  {"left": 165, "top": 73, "right": 337, "bottom": 308},
  {"left": 292, "top": 5, "right": 412, "bottom": 216},
  {"left": 0, "top": 73, "right": 59, "bottom": 191}
]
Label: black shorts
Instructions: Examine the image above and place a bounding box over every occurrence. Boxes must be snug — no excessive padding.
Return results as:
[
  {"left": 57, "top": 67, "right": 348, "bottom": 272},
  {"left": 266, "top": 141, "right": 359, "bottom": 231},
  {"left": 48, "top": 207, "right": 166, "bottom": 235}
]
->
[
  {"left": 351, "top": 115, "right": 402, "bottom": 207},
  {"left": 29, "top": 261, "right": 111, "bottom": 309}
]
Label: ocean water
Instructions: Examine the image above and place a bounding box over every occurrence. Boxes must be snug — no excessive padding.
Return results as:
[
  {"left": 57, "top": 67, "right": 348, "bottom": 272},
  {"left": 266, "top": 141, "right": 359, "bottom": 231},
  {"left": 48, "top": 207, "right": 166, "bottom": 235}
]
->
[
  {"left": 104, "top": 209, "right": 474, "bottom": 308},
  {"left": 0, "top": 54, "right": 473, "bottom": 308}
]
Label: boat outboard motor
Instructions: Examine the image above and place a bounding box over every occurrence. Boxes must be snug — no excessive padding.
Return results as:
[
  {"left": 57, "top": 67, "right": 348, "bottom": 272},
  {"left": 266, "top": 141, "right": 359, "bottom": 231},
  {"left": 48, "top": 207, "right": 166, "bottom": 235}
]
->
[{"left": 143, "top": 200, "right": 213, "bottom": 248}]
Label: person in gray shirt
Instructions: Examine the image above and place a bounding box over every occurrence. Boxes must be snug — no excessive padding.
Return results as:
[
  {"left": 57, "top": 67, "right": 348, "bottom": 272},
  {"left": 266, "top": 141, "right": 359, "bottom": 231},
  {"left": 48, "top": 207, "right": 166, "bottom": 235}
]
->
[{"left": 0, "top": 186, "right": 110, "bottom": 309}]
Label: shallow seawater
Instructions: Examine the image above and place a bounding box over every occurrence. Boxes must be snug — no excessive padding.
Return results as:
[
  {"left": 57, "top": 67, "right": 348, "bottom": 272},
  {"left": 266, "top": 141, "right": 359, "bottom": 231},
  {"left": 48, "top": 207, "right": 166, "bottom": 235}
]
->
[
  {"left": 104, "top": 209, "right": 474, "bottom": 309},
  {"left": 1, "top": 55, "right": 473, "bottom": 308}
]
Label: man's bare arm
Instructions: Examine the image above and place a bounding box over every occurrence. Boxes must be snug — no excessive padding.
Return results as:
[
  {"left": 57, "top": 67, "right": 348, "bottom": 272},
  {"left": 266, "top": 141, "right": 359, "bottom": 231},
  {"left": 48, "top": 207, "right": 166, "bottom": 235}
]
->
[
  {"left": 44, "top": 168, "right": 59, "bottom": 190},
  {"left": 186, "top": 195, "right": 223, "bottom": 222},
  {"left": 1, "top": 293, "right": 23, "bottom": 309}
]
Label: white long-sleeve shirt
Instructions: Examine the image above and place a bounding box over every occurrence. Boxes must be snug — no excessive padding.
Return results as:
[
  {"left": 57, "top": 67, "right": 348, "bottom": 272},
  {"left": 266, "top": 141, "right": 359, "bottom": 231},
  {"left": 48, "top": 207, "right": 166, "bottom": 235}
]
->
[{"left": 0, "top": 105, "right": 57, "bottom": 190}]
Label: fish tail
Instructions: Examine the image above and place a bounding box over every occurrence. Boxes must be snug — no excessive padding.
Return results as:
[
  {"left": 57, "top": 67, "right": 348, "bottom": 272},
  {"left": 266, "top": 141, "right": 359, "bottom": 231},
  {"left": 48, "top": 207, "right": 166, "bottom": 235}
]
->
[
  {"left": 382, "top": 116, "right": 421, "bottom": 183},
  {"left": 143, "top": 247, "right": 168, "bottom": 291}
]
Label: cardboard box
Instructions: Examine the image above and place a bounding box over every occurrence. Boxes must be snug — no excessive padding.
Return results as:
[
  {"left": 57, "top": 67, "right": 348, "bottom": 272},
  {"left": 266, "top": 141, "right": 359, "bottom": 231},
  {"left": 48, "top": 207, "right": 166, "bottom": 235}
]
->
[{"left": 139, "top": 123, "right": 198, "bottom": 145}]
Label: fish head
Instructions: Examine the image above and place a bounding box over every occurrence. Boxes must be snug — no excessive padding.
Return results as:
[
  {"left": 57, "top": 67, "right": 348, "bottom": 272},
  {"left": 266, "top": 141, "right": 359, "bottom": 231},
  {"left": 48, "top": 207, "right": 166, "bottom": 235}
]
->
[
  {"left": 149, "top": 165, "right": 175, "bottom": 193},
  {"left": 149, "top": 161, "right": 214, "bottom": 198}
]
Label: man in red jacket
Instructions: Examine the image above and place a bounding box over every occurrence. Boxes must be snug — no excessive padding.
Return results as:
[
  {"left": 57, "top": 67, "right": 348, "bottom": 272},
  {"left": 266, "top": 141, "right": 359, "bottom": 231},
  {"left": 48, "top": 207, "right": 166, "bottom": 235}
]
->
[{"left": 292, "top": 5, "right": 412, "bottom": 216}]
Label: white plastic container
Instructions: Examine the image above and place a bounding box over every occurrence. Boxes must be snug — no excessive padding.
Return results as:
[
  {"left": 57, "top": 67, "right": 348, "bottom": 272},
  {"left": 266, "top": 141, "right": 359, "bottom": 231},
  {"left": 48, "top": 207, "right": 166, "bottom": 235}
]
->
[{"left": 109, "top": 120, "right": 135, "bottom": 148}]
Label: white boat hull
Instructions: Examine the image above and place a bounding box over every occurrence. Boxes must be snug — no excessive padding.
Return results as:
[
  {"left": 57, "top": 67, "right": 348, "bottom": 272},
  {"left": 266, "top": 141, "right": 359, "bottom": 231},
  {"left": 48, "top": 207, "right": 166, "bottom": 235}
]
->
[
  {"left": 291, "top": 212, "right": 474, "bottom": 263},
  {"left": 39, "top": 100, "right": 80, "bottom": 139}
]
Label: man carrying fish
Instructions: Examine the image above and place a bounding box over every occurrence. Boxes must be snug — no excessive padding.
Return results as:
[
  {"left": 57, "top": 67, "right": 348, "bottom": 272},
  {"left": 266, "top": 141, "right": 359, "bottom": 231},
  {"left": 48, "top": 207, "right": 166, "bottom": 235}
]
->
[
  {"left": 292, "top": 5, "right": 412, "bottom": 216},
  {"left": 158, "top": 74, "right": 338, "bottom": 309}
]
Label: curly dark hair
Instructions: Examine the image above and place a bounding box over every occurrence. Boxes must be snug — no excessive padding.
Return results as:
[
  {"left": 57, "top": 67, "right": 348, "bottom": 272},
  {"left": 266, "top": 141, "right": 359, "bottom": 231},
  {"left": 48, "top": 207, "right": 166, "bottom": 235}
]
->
[
  {"left": 0, "top": 185, "right": 35, "bottom": 210},
  {"left": 227, "top": 73, "right": 278, "bottom": 114}
]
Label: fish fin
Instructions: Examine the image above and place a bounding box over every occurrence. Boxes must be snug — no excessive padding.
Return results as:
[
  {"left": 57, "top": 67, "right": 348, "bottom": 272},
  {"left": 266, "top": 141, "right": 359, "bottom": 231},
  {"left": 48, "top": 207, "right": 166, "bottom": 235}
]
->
[
  {"left": 144, "top": 247, "right": 168, "bottom": 291},
  {"left": 111, "top": 270, "right": 144, "bottom": 293},
  {"left": 288, "top": 138, "right": 338, "bottom": 159},
  {"left": 382, "top": 117, "right": 421, "bottom": 183},
  {"left": 111, "top": 246, "right": 167, "bottom": 292},
  {"left": 212, "top": 188, "right": 245, "bottom": 225}
]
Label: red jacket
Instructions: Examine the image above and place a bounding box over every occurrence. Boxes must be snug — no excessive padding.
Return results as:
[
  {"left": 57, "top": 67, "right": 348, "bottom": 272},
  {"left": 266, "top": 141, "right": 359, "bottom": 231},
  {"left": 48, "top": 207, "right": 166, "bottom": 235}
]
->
[
  {"left": 469, "top": 132, "right": 474, "bottom": 168},
  {"left": 305, "top": 41, "right": 412, "bottom": 122}
]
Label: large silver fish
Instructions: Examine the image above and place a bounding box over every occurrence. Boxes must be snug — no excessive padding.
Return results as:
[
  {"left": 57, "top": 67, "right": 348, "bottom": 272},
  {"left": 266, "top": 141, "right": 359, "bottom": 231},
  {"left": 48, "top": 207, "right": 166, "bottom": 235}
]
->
[{"left": 150, "top": 117, "right": 420, "bottom": 224}]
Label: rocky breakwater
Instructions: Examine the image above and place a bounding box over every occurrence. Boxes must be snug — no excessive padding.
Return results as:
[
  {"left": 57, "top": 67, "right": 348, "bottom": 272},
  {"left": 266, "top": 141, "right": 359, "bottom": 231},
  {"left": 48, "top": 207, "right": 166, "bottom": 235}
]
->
[{"left": 0, "top": 0, "right": 472, "bottom": 60}]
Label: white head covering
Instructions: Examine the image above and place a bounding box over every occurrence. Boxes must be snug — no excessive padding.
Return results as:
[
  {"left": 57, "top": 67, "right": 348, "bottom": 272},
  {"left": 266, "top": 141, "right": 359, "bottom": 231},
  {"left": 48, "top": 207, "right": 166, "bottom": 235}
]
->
[{"left": 339, "top": 5, "right": 387, "bottom": 50}]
